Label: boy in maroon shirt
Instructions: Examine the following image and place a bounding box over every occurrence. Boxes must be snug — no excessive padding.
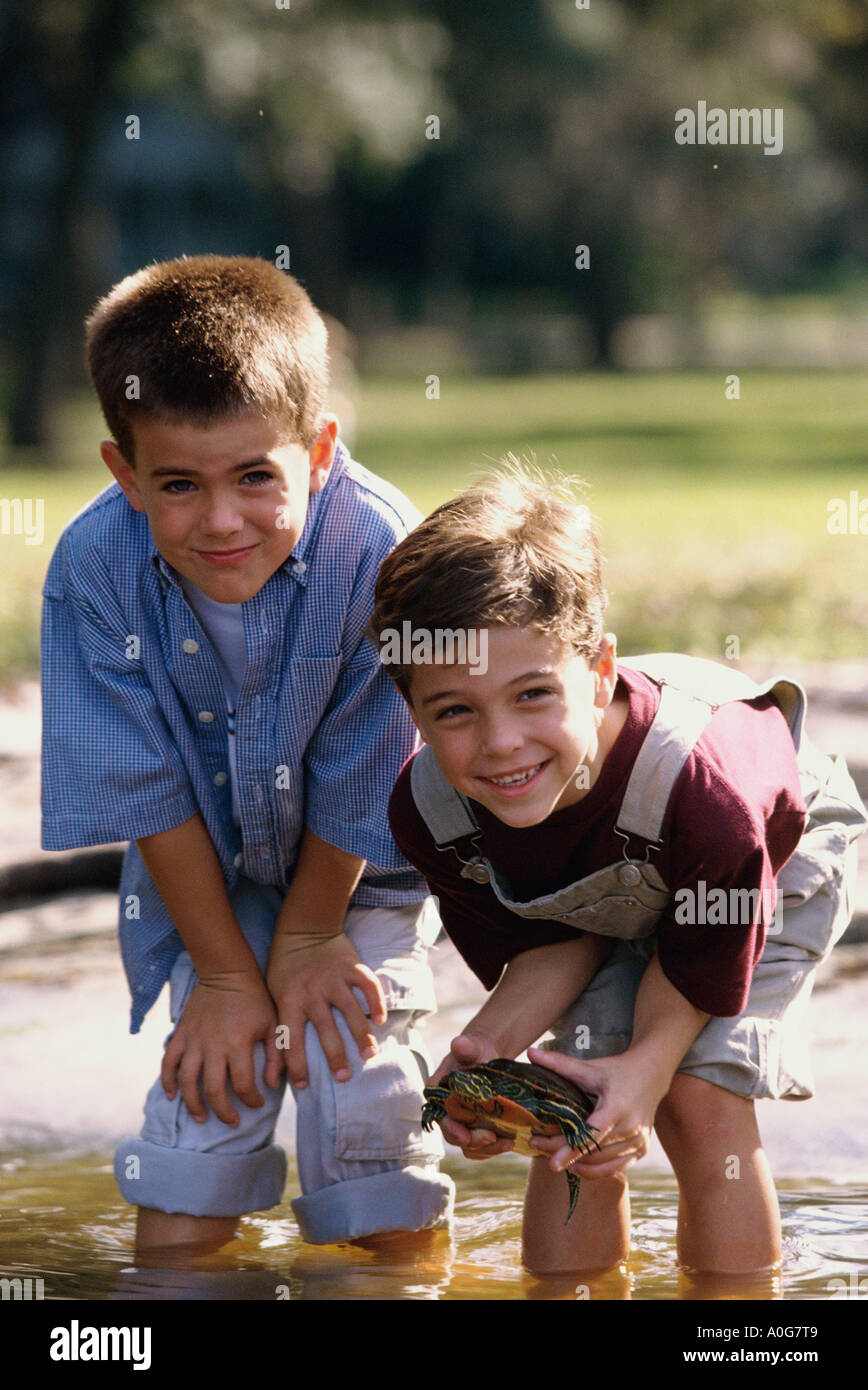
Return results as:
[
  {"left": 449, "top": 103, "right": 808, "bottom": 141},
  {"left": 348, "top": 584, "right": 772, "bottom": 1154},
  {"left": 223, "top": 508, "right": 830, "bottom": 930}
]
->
[{"left": 370, "top": 465, "right": 866, "bottom": 1277}]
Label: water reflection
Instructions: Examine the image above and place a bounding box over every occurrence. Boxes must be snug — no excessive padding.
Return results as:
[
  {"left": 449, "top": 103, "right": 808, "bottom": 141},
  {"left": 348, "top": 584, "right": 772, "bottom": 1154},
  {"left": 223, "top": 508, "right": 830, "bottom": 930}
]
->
[{"left": 2, "top": 1150, "right": 866, "bottom": 1301}]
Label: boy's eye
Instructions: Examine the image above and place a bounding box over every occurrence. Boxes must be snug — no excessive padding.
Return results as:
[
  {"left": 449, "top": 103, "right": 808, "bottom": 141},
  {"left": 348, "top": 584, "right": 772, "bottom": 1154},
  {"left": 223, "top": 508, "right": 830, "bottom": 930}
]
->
[
  {"left": 434, "top": 703, "right": 471, "bottom": 720},
  {"left": 432, "top": 689, "right": 555, "bottom": 720},
  {"left": 159, "top": 470, "right": 273, "bottom": 493}
]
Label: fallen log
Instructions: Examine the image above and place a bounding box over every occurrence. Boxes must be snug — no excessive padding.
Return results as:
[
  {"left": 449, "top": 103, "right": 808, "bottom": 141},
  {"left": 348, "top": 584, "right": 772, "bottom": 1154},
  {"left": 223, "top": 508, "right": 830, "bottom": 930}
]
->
[{"left": 0, "top": 848, "right": 124, "bottom": 907}]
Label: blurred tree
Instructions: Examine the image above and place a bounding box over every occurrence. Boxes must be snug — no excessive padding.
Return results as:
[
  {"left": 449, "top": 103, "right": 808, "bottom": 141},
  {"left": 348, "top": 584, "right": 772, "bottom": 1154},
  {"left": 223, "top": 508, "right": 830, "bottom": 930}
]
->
[
  {"left": 1, "top": 0, "right": 865, "bottom": 448},
  {"left": 791, "top": 0, "right": 868, "bottom": 276},
  {"left": 0, "top": 0, "right": 144, "bottom": 447},
  {"left": 0, "top": 0, "right": 451, "bottom": 450},
  {"left": 401, "top": 0, "right": 865, "bottom": 360},
  {"left": 323, "top": 0, "right": 866, "bottom": 363}
]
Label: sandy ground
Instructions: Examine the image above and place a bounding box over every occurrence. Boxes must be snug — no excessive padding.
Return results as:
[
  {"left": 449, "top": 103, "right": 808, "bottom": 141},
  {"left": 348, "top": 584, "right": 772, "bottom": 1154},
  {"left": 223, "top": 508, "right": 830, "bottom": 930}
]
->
[{"left": 1, "top": 673, "right": 867, "bottom": 1181}]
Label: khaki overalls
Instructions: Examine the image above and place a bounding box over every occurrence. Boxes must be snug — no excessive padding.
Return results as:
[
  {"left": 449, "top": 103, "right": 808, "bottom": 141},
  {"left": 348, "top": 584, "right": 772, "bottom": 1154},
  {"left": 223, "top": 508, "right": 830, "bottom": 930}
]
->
[{"left": 410, "top": 654, "right": 866, "bottom": 1099}]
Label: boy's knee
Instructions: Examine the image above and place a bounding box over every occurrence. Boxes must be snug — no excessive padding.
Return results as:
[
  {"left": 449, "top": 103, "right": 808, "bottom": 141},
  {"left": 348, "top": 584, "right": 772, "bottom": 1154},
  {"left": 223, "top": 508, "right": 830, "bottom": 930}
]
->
[
  {"left": 291, "top": 1011, "right": 454, "bottom": 1242},
  {"left": 296, "top": 1011, "right": 440, "bottom": 1171},
  {"left": 656, "top": 1073, "right": 754, "bottom": 1149}
]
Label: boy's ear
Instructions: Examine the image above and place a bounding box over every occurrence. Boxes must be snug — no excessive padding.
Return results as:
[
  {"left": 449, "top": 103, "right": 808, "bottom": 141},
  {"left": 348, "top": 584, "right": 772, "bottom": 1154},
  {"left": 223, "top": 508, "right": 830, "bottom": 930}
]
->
[
  {"left": 101, "top": 440, "right": 146, "bottom": 513},
  {"left": 308, "top": 417, "right": 339, "bottom": 493},
  {"left": 592, "top": 634, "right": 618, "bottom": 707}
]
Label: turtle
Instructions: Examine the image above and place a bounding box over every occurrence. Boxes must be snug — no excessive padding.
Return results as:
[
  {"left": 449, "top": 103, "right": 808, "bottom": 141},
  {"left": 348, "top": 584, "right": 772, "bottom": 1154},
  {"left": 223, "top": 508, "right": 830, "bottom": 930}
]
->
[{"left": 422, "top": 1058, "right": 599, "bottom": 1222}]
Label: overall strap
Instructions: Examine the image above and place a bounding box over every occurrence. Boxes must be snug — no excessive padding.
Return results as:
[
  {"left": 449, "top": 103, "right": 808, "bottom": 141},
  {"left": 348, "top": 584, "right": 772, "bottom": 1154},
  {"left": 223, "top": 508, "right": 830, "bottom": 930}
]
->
[
  {"left": 615, "top": 682, "right": 718, "bottom": 843},
  {"left": 617, "top": 654, "right": 807, "bottom": 844},
  {"left": 410, "top": 743, "right": 480, "bottom": 845}
]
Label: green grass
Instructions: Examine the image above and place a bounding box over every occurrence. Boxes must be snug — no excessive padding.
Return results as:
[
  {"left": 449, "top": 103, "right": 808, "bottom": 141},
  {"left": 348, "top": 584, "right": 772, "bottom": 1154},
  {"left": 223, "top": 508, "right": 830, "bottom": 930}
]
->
[
  {"left": 356, "top": 370, "right": 868, "bottom": 663},
  {"left": 1, "top": 370, "right": 866, "bottom": 682}
]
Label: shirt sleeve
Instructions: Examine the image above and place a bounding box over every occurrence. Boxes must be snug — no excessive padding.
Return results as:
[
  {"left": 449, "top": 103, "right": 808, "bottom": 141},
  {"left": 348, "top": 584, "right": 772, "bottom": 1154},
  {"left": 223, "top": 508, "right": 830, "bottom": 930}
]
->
[
  {"left": 301, "top": 541, "right": 422, "bottom": 871},
  {"left": 41, "top": 544, "right": 199, "bottom": 849},
  {"left": 655, "top": 727, "right": 806, "bottom": 1017},
  {"left": 656, "top": 844, "right": 778, "bottom": 1017}
]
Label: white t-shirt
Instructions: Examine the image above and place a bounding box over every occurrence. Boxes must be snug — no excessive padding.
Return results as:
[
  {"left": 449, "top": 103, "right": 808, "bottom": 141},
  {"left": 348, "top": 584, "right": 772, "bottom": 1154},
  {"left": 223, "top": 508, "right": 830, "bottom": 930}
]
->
[{"left": 180, "top": 577, "right": 247, "bottom": 825}]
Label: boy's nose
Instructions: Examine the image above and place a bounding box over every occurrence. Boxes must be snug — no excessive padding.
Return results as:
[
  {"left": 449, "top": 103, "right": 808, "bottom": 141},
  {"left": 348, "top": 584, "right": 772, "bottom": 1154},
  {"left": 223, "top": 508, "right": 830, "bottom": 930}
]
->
[
  {"left": 199, "top": 496, "right": 244, "bottom": 537},
  {"left": 479, "top": 718, "right": 523, "bottom": 757}
]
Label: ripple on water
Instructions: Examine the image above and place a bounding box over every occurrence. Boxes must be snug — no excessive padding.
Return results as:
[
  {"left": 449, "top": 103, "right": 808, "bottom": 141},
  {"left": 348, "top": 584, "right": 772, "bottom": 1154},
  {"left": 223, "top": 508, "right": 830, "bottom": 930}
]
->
[{"left": 1, "top": 1151, "right": 867, "bottom": 1300}]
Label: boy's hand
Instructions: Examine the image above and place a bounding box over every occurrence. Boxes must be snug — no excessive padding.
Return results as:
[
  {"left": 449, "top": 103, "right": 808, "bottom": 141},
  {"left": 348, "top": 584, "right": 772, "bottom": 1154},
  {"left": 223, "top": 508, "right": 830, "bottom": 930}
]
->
[
  {"left": 526, "top": 1046, "right": 671, "bottom": 1180},
  {"left": 266, "top": 931, "right": 387, "bottom": 1090},
  {"left": 429, "top": 1033, "right": 516, "bottom": 1161},
  {"left": 424, "top": 934, "right": 613, "bottom": 1162},
  {"left": 162, "top": 969, "right": 281, "bottom": 1127}
]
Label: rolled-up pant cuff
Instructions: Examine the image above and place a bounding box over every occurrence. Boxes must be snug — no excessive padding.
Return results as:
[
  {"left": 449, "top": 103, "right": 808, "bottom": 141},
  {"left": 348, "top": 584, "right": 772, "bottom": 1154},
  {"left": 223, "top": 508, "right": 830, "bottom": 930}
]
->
[
  {"left": 291, "top": 1166, "right": 455, "bottom": 1245},
  {"left": 114, "top": 1137, "right": 287, "bottom": 1217}
]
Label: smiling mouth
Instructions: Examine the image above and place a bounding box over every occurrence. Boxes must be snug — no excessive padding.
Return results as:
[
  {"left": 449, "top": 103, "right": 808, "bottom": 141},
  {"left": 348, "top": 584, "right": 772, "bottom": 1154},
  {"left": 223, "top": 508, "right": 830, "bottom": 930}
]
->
[
  {"left": 480, "top": 761, "right": 548, "bottom": 790},
  {"left": 195, "top": 545, "right": 257, "bottom": 565}
]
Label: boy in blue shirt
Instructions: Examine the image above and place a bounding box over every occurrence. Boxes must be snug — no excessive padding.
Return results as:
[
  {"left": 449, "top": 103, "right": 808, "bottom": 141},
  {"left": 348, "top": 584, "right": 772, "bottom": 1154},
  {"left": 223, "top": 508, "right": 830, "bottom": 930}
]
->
[{"left": 41, "top": 255, "right": 452, "bottom": 1258}]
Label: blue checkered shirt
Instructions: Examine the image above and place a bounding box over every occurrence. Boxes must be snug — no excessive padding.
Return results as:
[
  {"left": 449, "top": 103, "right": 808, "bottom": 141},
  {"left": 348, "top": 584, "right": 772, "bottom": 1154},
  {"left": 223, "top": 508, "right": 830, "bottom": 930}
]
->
[{"left": 41, "top": 444, "right": 426, "bottom": 1032}]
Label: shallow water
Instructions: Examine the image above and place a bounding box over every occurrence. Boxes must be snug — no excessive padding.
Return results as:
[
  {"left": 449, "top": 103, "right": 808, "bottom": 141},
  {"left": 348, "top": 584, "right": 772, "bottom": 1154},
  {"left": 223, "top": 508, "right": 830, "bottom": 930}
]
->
[{"left": 2, "top": 1149, "right": 867, "bottom": 1301}]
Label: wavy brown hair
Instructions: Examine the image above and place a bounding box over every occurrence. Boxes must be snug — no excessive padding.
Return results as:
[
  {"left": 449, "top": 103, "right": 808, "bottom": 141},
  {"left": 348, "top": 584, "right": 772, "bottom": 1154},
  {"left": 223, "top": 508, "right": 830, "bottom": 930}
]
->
[{"left": 370, "top": 459, "right": 607, "bottom": 695}]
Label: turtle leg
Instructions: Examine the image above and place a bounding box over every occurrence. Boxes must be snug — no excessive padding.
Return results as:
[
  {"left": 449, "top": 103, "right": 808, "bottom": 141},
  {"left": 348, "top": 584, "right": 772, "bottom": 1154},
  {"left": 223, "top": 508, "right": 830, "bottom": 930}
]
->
[
  {"left": 560, "top": 1114, "right": 601, "bottom": 1157},
  {"left": 540, "top": 1097, "right": 600, "bottom": 1158},
  {"left": 421, "top": 1088, "right": 450, "bottom": 1132},
  {"left": 554, "top": 1113, "right": 599, "bottom": 1224},
  {"left": 565, "top": 1171, "right": 580, "bottom": 1224}
]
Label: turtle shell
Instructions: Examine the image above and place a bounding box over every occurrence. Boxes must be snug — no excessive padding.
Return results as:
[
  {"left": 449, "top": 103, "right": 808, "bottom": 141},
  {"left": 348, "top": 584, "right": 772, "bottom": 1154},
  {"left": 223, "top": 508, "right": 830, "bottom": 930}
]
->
[
  {"left": 440, "top": 1058, "right": 595, "bottom": 1158},
  {"left": 479, "top": 1059, "right": 593, "bottom": 1110},
  {"left": 422, "top": 1058, "right": 598, "bottom": 1222}
]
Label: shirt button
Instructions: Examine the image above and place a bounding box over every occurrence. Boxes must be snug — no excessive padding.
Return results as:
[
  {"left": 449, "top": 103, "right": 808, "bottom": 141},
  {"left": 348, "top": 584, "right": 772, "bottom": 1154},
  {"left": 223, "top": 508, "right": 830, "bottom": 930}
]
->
[
  {"left": 233, "top": 853, "right": 243, "bottom": 868},
  {"left": 214, "top": 771, "right": 228, "bottom": 786},
  {"left": 293, "top": 560, "right": 307, "bottom": 575},
  {"left": 618, "top": 863, "right": 642, "bottom": 888},
  {"left": 198, "top": 710, "right": 215, "bottom": 723},
  {"left": 182, "top": 639, "right": 200, "bottom": 654}
]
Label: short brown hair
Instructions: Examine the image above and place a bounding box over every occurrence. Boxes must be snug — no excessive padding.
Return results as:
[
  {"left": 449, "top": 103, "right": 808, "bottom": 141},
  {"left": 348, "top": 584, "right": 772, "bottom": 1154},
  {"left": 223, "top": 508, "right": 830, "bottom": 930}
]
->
[
  {"left": 370, "top": 459, "right": 608, "bottom": 694},
  {"left": 85, "top": 255, "right": 329, "bottom": 461}
]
